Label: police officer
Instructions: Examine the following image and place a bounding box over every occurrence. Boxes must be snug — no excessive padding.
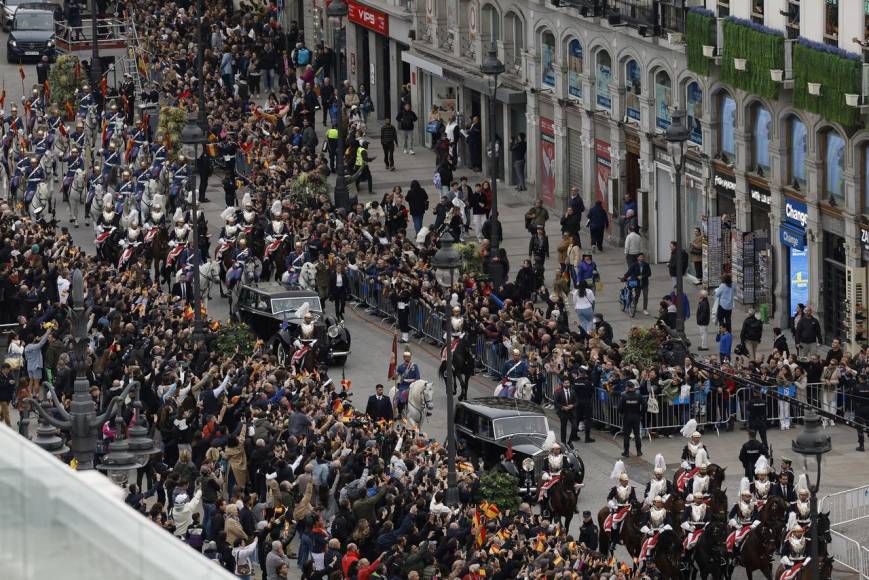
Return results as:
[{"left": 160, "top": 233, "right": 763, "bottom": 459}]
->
[
  {"left": 747, "top": 387, "right": 769, "bottom": 449},
  {"left": 618, "top": 379, "right": 645, "bottom": 458},
  {"left": 739, "top": 430, "right": 768, "bottom": 480},
  {"left": 572, "top": 364, "right": 596, "bottom": 443},
  {"left": 854, "top": 378, "right": 869, "bottom": 451},
  {"left": 578, "top": 510, "right": 599, "bottom": 551}
]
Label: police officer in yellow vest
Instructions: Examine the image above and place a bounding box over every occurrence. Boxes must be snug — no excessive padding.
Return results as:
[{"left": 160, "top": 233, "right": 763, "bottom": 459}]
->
[
  {"left": 353, "top": 138, "right": 376, "bottom": 194},
  {"left": 325, "top": 125, "right": 339, "bottom": 172}
]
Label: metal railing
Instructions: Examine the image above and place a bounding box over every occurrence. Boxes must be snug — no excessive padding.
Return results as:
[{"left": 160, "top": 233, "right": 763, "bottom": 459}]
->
[
  {"left": 828, "top": 531, "right": 869, "bottom": 580},
  {"left": 820, "top": 486, "right": 869, "bottom": 579},
  {"left": 55, "top": 18, "right": 129, "bottom": 51}
]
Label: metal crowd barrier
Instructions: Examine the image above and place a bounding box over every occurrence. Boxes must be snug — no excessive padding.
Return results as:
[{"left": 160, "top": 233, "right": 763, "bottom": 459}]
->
[
  {"left": 820, "top": 485, "right": 869, "bottom": 579},
  {"left": 475, "top": 336, "right": 506, "bottom": 378},
  {"left": 828, "top": 531, "right": 869, "bottom": 580}
]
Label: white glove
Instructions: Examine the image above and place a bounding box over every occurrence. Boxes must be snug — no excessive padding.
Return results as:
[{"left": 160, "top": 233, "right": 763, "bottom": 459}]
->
[
  {"left": 640, "top": 526, "right": 650, "bottom": 535},
  {"left": 681, "top": 461, "right": 690, "bottom": 470},
  {"left": 293, "top": 339, "right": 302, "bottom": 348},
  {"left": 729, "top": 518, "right": 738, "bottom": 529},
  {"left": 751, "top": 520, "right": 761, "bottom": 529},
  {"left": 781, "top": 556, "right": 792, "bottom": 567},
  {"left": 681, "top": 521, "right": 692, "bottom": 532},
  {"left": 663, "top": 524, "right": 673, "bottom": 532},
  {"left": 542, "top": 472, "right": 551, "bottom": 482},
  {"left": 608, "top": 499, "right": 618, "bottom": 511}
]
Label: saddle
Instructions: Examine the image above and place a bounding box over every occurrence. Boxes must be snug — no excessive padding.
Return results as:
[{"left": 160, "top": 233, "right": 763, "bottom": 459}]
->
[
  {"left": 604, "top": 506, "right": 629, "bottom": 532},
  {"left": 395, "top": 387, "right": 410, "bottom": 406}
]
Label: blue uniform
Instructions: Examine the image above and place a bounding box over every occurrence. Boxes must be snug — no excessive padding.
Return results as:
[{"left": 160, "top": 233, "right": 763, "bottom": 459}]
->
[
  {"left": 24, "top": 165, "right": 44, "bottom": 202},
  {"left": 102, "top": 150, "right": 120, "bottom": 176},
  {"left": 70, "top": 130, "right": 87, "bottom": 150},
  {"left": 77, "top": 93, "right": 95, "bottom": 117}
]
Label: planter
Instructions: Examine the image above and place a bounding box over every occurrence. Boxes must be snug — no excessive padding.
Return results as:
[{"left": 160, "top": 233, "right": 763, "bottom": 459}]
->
[
  {"left": 793, "top": 39, "right": 862, "bottom": 126},
  {"left": 770, "top": 69, "right": 784, "bottom": 82},
  {"left": 668, "top": 32, "right": 684, "bottom": 44},
  {"left": 734, "top": 58, "right": 748, "bottom": 71},
  {"left": 702, "top": 45, "right": 716, "bottom": 58},
  {"left": 807, "top": 82, "right": 822, "bottom": 96},
  {"left": 721, "top": 18, "right": 785, "bottom": 100},
  {"left": 845, "top": 93, "right": 861, "bottom": 106},
  {"left": 687, "top": 9, "right": 717, "bottom": 75}
]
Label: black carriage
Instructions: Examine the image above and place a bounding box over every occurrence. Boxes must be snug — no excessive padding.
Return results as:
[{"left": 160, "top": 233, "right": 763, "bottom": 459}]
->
[{"left": 235, "top": 283, "right": 351, "bottom": 366}]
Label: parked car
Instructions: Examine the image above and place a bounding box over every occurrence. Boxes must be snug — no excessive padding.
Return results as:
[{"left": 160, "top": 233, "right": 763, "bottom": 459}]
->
[
  {"left": 6, "top": 3, "right": 58, "bottom": 62},
  {"left": 454, "top": 397, "right": 584, "bottom": 502},
  {"left": 234, "top": 283, "right": 351, "bottom": 366}
]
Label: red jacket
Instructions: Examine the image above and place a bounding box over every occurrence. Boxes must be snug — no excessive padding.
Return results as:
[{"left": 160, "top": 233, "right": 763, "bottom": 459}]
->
[
  {"left": 341, "top": 551, "right": 359, "bottom": 577},
  {"left": 357, "top": 557, "right": 382, "bottom": 580}
]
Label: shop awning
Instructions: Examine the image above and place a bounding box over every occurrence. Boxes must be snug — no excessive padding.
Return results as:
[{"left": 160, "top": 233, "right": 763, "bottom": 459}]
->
[
  {"left": 402, "top": 51, "right": 444, "bottom": 78},
  {"left": 462, "top": 76, "right": 527, "bottom": 105}
]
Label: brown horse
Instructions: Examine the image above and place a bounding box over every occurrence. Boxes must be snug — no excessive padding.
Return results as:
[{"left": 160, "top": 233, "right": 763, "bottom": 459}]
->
[
  {"left": 664, "top": 495, "right": 686, "bottom": 528},
  {"left": 146, "top": 225, "right": 169, "bottom": 287},
  {"left": 760, "top": 495, "right": 790, "bottom": 542},
  {"left": 731, "top": 521, "right": 779, "bottom": 580},
  {"left": 708, "top": 489, "right": 730, "bottom": 522},
  {"left": 774, "top": 556, "right": 834, "bottom": 580},
  {"left": 597, "top": 500, "right": 643, "bottom": 557},
  {"left": 649, "top": 529, "right": 683, "bottom": 580},
  {"left": 674, "top": 463, "right": 727, "bottom": 496},
  {"left": 548, "top": 468, "right": 582, "bottom": 532}
]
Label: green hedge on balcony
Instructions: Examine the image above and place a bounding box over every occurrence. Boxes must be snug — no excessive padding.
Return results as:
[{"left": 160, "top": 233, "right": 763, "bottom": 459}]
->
[
  {"left": 687, "top": 9, "right": 716, "bottom": 76},
  {"left": 720, "top": 18, "right": 784, "bottom": 101},
  {"left": 793, "top": 40, "right": 862, "bottom": 128}
]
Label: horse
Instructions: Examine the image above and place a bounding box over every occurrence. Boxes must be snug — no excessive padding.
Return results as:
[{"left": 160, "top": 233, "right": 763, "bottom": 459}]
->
[
  {"left": 708, "top": 488, "right": 730, "bottom": 522},
  {"left": 675, "top": 463, "right": 727, "bottom": 496},
  {"left": 774, "top": 555, "right": 834, "bottom": 580},
  {"left": 298, "top": 261, "right": 318, "bottom": 291},
  {"left": 547, "top": 468, "right": 582, "bottom": 532},
  {"left": 389, "top": 379, "right": 433, "bottom": 429},
  {"left": 664, "top": 495, "right": 686, "bottom": 527},
  {"left": 493, "top": 376, "right": 532, "bottom": 399},
  {"left": 438, "top": 332, "right": 475, "bottom": 401},
  {"left": 759, "top": 495, "right": 790, "bottom": 542},
  {"left": 198, "top": 258, "right": 222, "bottom": 301},
  {"left": 597, "top": 500, "right": 643, "bottom": 558},
  {"left": 288, "top": 341, "right": 318, "bottom": 374},
  {"left": 262, "top": 236, "right": 291, "bottom": 282},
  {"left": 650, "top": 529, "right": 683, "bottom": 580},
  {"left": 28, "top": 182, "right": 51, "bottom": 222},
  {"left": 731, "top": 521, "right": 778, "bottom": 580},
  {"left": 66, "top": 168, "right": 86, "bottom": 226},
  {"left": 145, "top": 225, "right": 170, "bottom": 287},
  {"left": 690, "top": 519, "right": 728, "bottom": 580}
]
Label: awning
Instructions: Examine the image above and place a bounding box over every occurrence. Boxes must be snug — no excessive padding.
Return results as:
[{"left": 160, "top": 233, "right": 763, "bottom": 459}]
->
[{"left": 402, "top": 51, "right": 443, "bottom": 78}]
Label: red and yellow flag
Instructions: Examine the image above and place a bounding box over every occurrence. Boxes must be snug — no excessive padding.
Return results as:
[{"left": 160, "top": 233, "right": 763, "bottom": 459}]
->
[
  {"left": 74, "top": 60, "right": 81, "bottom": 81},
  {"left": 100, "top": 76, "right": 108, "bottom": 97},
  {"left": 473, "top": 508, "right": 485, "bottom": 548},
  {"left": 43, "top": 80, "right": 50, "bottom": 101},
  {"left": 18, "top": 66, "right": 24, "bottom": 80},
  {"left": 480, "top": 501, "right": 500, "bottom": 520},
  {"left": 387, "top": 333, "right": 398, "bottom": 378},
  {"left": 0, "top": 89, "right": 5, "bottom": 108},
  {"left": 64, "top": 101, "right": 74, "bottom": 121},
  {"left": 58, "top": 123, "right": 67, "bottom": 138}
]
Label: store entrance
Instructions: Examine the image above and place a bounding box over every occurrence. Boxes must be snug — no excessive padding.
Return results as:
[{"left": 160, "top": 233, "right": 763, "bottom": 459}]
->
[{"left": 823, "top": 232, "right": 847, "bottom": 345}]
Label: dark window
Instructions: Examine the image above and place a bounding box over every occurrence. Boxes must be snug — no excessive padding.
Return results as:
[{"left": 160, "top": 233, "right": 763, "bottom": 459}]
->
[{"left": 826, "top": 0, "right": 839, "bottom": 44}]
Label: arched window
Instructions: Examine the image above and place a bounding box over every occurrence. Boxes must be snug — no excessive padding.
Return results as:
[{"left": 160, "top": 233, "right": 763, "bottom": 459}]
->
[
  {"left": 654, "top": 70, "right": 672, "bottom": 130},
  {"left": 789, "top": 116, "right": 807, "bottom": 188},
  {"left": 752, "top": 104, "right": 772, "bottom": 175},
  {"left": 624, "top": 59, "right": 641, "bottom": 122},
  {"left": 686, "top": 82, "right": 703, "bottom": 145},
  {"left": 567, "top": 39, "right": 583, "bottom": 98},
  {"left": 504, "top": 12, "right": 524, "bottom": 67},
  {"left": 720, "top": 93, "right": 736, "bottom": 160},
  {"left": 481, "top": 4, "right": 500, "bottom": 43},
  {"left": 596, "top": 50, "right": 612, "bottom": 113},
  {"left": 541, "top": 31, "right": 556, "bottom": 87},
  {"left": 824, "top": 131, "right": 846, "bottom": 201}
]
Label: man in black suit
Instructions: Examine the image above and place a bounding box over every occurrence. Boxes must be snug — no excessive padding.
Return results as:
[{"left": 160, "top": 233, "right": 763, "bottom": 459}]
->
[
  {"left": 329, "top": 263, "right": 350, "bottom": 322},
  {"left": 554, "top": 379, "right": 578, "bottom": 447},
  {"left": 365, "top": 384, "right": 393, "bottom": 422},
  {"left": 772, "top": 471, "right": 796, "bottom": 503},
  {"left": 172, "top": 271, "right": 194, "bottom": 305}
]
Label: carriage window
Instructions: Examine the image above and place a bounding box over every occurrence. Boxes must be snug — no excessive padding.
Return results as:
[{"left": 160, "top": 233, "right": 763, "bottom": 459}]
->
[
  {"left": 272, "top": 296, "right": 324, "bottom": 315},
  {"left": 478, "top": 417, "right": 494, "bottom": 438},
  {"left": 256, "top": 294, "right": 269, "bottom": 311},
  {"left": 492, "top": 415, "right": 549, "bottom": 439},
  {"left": 239, "top": 289, "right": 256, "bottom": 308}
]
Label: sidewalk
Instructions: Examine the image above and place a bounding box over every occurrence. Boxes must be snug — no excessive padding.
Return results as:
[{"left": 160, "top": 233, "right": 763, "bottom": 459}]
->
[{"left": 345, "top": 118, "right": 753, "bottom": 347}]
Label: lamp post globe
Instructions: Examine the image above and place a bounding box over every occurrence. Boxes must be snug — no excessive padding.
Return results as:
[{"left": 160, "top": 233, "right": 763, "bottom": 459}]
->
[
  {"left": 327, "top": 0, "right": 348, "bottom": 18},
  {"left": 481, "top": 42, "right": 505, "bottom": 77},
  {"left": 664, "top": 108, "right": 690, "bottom": 332},
  {"left": 792, "top": 411, "right": 832, "bottom": 580}
]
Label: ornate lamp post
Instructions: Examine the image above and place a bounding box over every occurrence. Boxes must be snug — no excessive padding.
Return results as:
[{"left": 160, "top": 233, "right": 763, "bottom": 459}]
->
[
  {"left": 665, "top": 108, "right": 690, "bottom": 332},
  {"left": 32, "top": 404, "right": 70, "bottom": 457},
  {"left": 792, "top": 411, "right": 832, "bottom": 580},
  {"left": 327, "top": 0, "right": 350, "bottom": 210},
  {"left": 28, "top": 270, "right": 133, "bottom": 470},
  {"left": 90, "top": 0, "right": 102, "bottom": 112},
  {"left": 431, "top": 232, "right": 462, "bottom": 506},
  {"left": 481, "top": 43, "right": 505, "bottom": 289},
  {"left": 181, "top": 114, "right": 207, "bottom": 341},
  {"left": 96, "top": 414, "right": 147, "bottom": 486}
]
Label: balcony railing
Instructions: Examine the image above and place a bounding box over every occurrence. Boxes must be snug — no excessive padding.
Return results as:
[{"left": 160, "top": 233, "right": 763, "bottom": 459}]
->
[{"left": 552, "top": 0, "right": 685, "bottom": 34}]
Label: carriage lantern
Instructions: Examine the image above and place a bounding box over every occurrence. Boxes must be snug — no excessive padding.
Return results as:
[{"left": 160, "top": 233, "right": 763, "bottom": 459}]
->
[
  {"left": 792, "top": 412, "right": 832, "bottom": 580},
  {"left": 432, "top": 231, "right": 462, "bottom": 506}
]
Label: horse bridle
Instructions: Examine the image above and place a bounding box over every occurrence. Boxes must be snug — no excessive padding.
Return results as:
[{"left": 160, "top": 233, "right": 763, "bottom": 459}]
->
[{"left": 408, "top": 383, "right": 434, "bottom": 416}]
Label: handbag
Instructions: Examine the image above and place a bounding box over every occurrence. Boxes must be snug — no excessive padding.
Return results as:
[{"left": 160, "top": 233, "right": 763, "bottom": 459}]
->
[
  {"left": 236, "top": 562, "right": 252, "bottom": 575},
  {"left": 426, "top": 120, "right": 440, "bottom": 134},
  {"left": 647, "top": 397, "right": 660, "bottom": 414}
]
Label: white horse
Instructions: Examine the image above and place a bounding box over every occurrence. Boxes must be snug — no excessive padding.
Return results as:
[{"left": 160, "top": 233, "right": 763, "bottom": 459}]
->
[
  {"left": 66, "top": 168, "right": 86, "bottom": 226},
  {"left": 389, "top": 379, "right": 434, "bottom": 429},
  {"left": 493, "top": 377, "right": 533, "bottom": 400},
  {"left": 299, "top": 261, "right": 318, "bottom": 290},
  {"left": 198, "top": 258, "right": 222, "bottom": 301},
  {"left": 28, "top": 182, "right": 51, "bottom": 221}
]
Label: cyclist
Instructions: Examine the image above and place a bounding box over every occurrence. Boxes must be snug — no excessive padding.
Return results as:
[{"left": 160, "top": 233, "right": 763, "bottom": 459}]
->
[{"left": 622, "top": 252, "right": 653, "bottom": 316}]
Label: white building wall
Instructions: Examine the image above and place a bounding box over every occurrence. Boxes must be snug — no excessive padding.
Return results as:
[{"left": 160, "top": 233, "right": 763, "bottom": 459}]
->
[
  {"left": 731, "top": 0, "right": 752, "bottom": 20},
  {"left": 840, "top": 0, "right": 865, "bottom": 54},
  {"left": 801, "top": 0, "right": 825, "bottom": 44},
  {"left": 765, "top": 0, "right": 788, "bottom": 32}
]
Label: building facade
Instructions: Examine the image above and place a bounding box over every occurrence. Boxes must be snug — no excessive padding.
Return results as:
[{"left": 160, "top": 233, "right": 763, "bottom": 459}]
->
[{"left": 331, "top": 0, "right": 869, "bottom": 348}]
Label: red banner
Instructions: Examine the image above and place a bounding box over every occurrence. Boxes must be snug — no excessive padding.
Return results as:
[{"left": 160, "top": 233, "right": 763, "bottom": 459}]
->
[
  {"left": 595, "top": 139, "right": 611, "bottom": 212},
  {"left": 348, "top": 0, "right": 389, "bottom": 35},
  {"left": 539, "top": 117, "right": 556, "bottom": 208}
]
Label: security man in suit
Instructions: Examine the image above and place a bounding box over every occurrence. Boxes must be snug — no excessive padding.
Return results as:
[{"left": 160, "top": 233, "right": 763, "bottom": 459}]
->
[
  {"left": 365, "top": 383, "right": 393, "bottom": 422},
  {"left": 554, "top": 378, "right": 579, "bottom": 447},
  {"left": 571, "top": 364, "right": 596, "bottom": 443},
  {"left": 739, "top": 430, "right": 768, "bottom": 480},
  {"left": 854, "top": 379, "right": 869, "bottom": 451},
  {"left": 747, "top": 387, "right": 769, "bottom": 449},
  {"left": 618, "top": 379, "right": 645, "bottom": 458}
]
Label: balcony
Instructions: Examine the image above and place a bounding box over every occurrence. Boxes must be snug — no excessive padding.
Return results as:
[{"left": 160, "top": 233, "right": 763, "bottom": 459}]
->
[{"left": 553, "top": 0, "right": 686, "bottom": 35}]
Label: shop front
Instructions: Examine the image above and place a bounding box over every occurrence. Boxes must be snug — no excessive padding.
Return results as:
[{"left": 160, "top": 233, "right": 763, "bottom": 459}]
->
[
  {"left": 823, "top": 228, "right": 847, "bottom": 345},
  {"left": 712, "top": 168, "right": 736, "bottom": 220},
  {"left": 780, "top": 196, "right": 808, "bottom": 322}
]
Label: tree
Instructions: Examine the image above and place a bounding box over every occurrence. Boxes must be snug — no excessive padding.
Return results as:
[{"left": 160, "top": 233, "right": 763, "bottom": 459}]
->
[
  {"left": 47, "top": 54, "right": 83, "bottom": 112},
  {"left": 157, "top": 106, "right": 186, "bottom": 159}
]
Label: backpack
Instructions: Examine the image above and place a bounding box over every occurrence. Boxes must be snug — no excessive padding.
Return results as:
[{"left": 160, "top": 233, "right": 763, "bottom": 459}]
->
[{"left": 296, "top": 47, "right": 311, "bottom": 65}]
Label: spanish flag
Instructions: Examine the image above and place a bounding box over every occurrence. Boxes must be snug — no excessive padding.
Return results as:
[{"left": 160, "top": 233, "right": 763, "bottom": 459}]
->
[
  {"left": 74, "top": 60, "right": 81, "bottom": 81},
  {"left": 473, "top": 508, "right": 485, "bottom": 547},
  {"left": 387, "top": 333, "right": 397, "bottom": 378},
  {"left": 0, "top": 89, "right": 5, "bottom": 108},
  {"left": 101, "top": 120, "right": 108, "bottom": 146},
  {"left": 18, "top": 66, "right": 24, "bottom": 80},
  {"left": 534, "top": 533, "right": 546, "bottom": 552},
  {"left": 100, "top": 76, "right": 107, "bottom": 97},
  {"left": 480, "top": 501, "right": 500, "bottom": 520},
  {"left": 125, "top": 138, "right": 134, "bottom": 162},
  {"left": 65, "top": 101, "right": 74, "bottom": 121},
  {"left": 43, "top": 80, "right": 50, "bottom": 102}
]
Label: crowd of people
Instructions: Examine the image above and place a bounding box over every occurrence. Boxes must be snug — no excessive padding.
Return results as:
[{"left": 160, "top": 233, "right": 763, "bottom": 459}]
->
[{"left": 0, "top": 0, "right": 861, "bottom": 578}]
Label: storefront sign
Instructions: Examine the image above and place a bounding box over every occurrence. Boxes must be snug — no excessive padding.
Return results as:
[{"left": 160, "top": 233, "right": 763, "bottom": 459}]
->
[
  {"left": 595, "top": 139, "right": 611, "bottom": 210},
  {"left": 784, "top": 197, "right": 808, "bottom": 229},
  {"left": 750, "top": 186, "right": 771, "bottom": 206},
  {"left": 780, "top": 224, "right": 806, "bottom": 251},
  {"left": 862, "top": 227, "right": 869, "bottom": 250},
  {"left": 539, "top": 117, "right": 556, "bottom": 208},
  {"left": 348, "top": 0, "right": 389, "bottom": 35},
  {"left": 789, "top": 246, "right": 809, "bottom": 317},
  {"left": 714, "top": 172, "right": 735, "bottom": 191},
  {"left": 625, "top": 60, "right": 640, "bottom": 122}
]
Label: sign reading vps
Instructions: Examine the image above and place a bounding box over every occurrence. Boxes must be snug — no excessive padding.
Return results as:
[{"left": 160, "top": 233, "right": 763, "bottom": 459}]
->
[{"left": 348, "top": 0, "right": 389, "bottom": 35}]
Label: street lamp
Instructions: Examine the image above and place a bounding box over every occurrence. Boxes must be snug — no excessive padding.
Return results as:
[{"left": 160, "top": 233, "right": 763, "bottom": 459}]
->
[
  {"left": 90, "top": 0, "right": 102, "bottom": 112},
  {"left": 431, "top": 231, "right": 462, "bottom": 506},
  {"left": 665, "top": 108, "right": 690, "bottom": 332},
  {"left": 327, "top": 0, "right": 350, "bottom": 211},
  {"left": 481, "top": 43, "right": 505, "bottom": 289},
  {"left": 792, "top": 411, "right": 832, "bottom": 580},
  {"left": 181, "top": 113, "right": 207, "bottom": 341},
  {"left": 96, "top": 415, "right": 147, "bottom": 486},
  {"left": 32, "top": 405, "right": 70, "bottom": 457},
  {"left": 28, "top": 270, "right": 133, "bottom": 470}
]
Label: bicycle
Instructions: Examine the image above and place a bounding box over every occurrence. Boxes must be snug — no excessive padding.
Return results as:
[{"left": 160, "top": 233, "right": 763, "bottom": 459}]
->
[{"left": 619, "top": 277, "right": 641, "bottom": 318}]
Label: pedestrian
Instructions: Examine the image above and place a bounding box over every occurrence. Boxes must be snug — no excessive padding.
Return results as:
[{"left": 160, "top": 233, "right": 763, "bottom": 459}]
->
[
  {"left": 795, "top": 306, "right": 823, "bottom": 357},
  {"left": 0, "top": 362, "right": 12, "bottom": 427},
  {"left": 689, "top": 227, "right": 703, "bottom": 279},
  {"left": 587, "top": 200, "right": 608, "bottom": 252},
  {"left": 511, "top": 133, "right": 527, "bottom": 191},
  {"left": 773, "top": 327, "right": 790, "bottom": 357},
  {"left": 623, "top": 225, "right": 642, "bottom": 269},
  {"left": 329, "top": 263, "right": 349, "bottom": 321},
  {"left": 568, "top": 187, "right": 586, "bottom": 229},
  {"left": 36, "top": 56, "right": 51, "bottom": 85},
  {"left": 469, "top": 183, "right": 488, "bottom": 239},
  {"left": 571, "top": 280, "right": 596, "bottom": 333},
  {"left": 196, "top": 151, "right": 212, "bottom": 203},
  {"left": 466, "top": 115, "right": 482, "bottom": 171},
  {"left": 739, "top": 309, "right": 763, "bottom": 362},
  {"left": 320, "top": 78, "right": 335, "bottom": 126},
  {"left": 524, "top": 199, "right": 549, "bottom": 234},
  {"left": 405, "top": 180, "right": 429, "bottom": 234},
  {"left": 554, "top": 379, "right": 578, "bottom": 446},
  {"left": 529, "top": 225, "right": 549, "bottom": 286},
  {"left": 716, "top": 323, "right": 732, "bottom": 363},
  {"left": 352, "top": 138, "right": 375, "bottom": 195},
  {"left": 714, "top": 273, "right": 734, "bottom": 330},
  {"left": 365, "top": 384, "right": 393, "bottom": 422},
  {"left": 618, "top": 380, "right": 644, "bottom": 457},
  {"left": 573, "top": 366, "right": 596, "bottom": 443},
  {"left": 667, "top": 241, "right": 689, "bottom": 289},
  {"left": 379, "top": 118, "right": 397, "bottom": 171},
  {"left": 696, "top": 290, "right": 710, "bottom": 351},
  {"left": 395, "top": 103, "right": 418, "bottom": 155},
  {"left": 623, "top": 252, "right": 652, "bottom": 315}
]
